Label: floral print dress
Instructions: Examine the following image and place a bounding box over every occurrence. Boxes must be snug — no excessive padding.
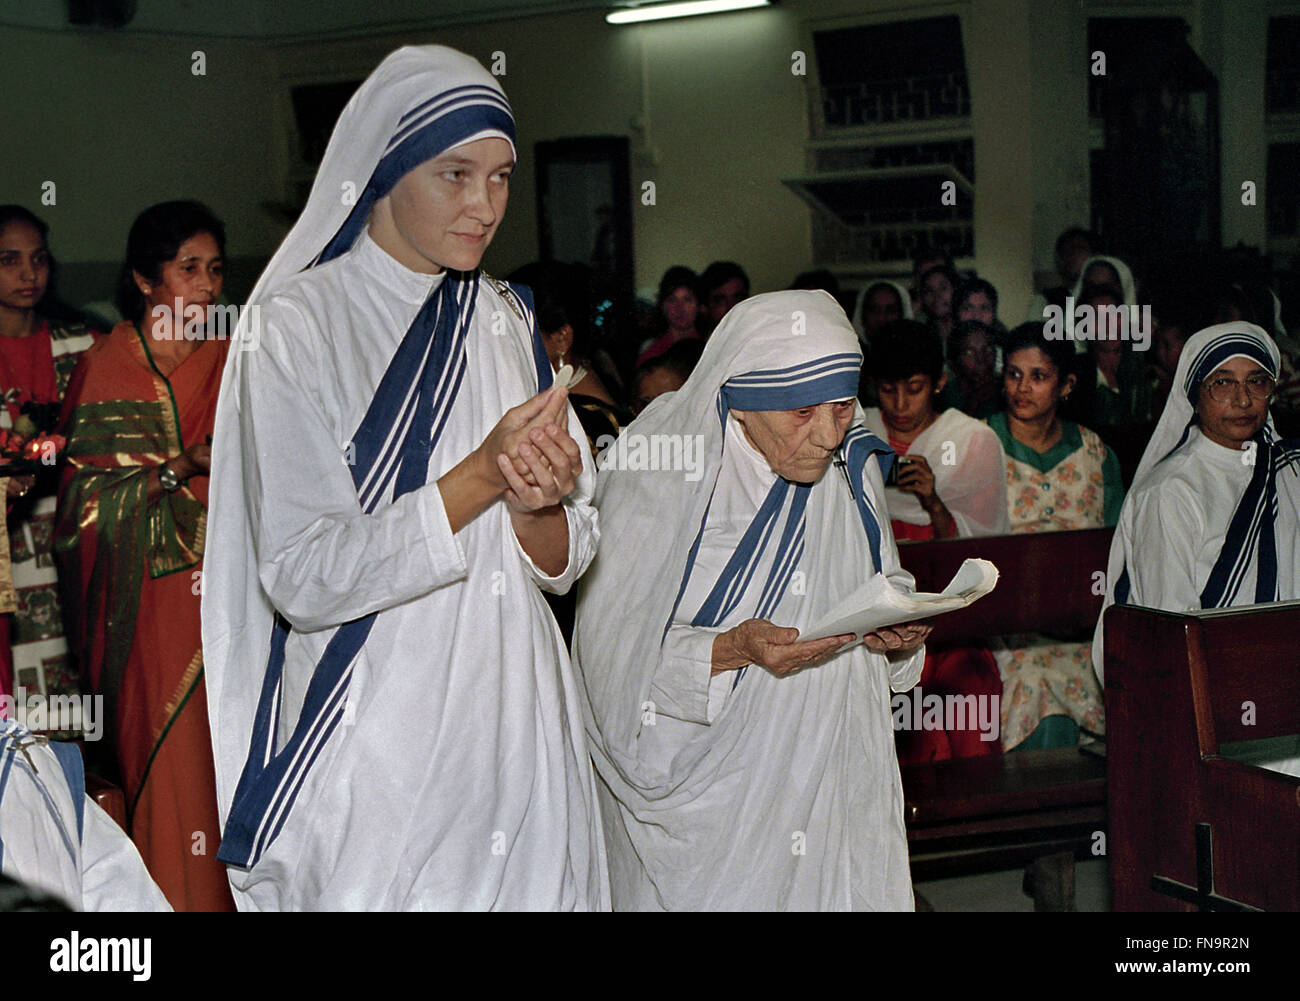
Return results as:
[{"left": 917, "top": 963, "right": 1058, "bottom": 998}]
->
[{"left": 985, "top": 413, "right": 1122, "bottom": 749}]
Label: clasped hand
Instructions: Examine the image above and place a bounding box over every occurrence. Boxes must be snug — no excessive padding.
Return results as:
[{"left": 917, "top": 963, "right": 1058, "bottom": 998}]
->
[{"left": 478, "top": 385, "right": 583, "bottom": 512}]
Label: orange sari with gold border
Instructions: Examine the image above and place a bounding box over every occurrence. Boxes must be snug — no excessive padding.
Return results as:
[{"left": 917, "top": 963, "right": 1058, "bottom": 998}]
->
[{"left": 54, "top": 321, "right": 233, "bottom": 911}]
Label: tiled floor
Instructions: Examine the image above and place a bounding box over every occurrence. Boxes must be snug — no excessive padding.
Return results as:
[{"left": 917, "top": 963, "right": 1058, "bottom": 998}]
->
[{"left": 916, "top": 859, "right": 1110, "bottom": 912}]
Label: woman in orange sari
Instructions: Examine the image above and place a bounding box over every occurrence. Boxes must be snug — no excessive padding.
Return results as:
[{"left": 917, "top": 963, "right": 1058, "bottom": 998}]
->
[{"left": 54, "top": 201, "right": 233, "bottom": 911}]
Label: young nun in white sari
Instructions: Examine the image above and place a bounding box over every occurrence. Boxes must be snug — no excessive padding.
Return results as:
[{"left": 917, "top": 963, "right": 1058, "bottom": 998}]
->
[
  {"left": 574, "top": 291, "right": 931, "bottom": 910},
  {"left": 202, "top": 46, "right": 607, "bottom": 910},
  {"left": 1093, "top": 321, "right": 1300, "bottom": 678}
]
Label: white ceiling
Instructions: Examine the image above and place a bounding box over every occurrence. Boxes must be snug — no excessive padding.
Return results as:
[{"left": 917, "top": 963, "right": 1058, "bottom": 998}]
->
[{"left": 4, "top": 0, "right": 623, "bottom": 41}]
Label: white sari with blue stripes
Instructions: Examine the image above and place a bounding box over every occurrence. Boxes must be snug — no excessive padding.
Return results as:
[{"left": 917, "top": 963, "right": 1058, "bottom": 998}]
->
[
  {"left": 575, "top": 291, "right": 925, "bottom": 910},
  {"left": 1094, "top": 323, "right": 1300, "bottom": 682},
  {"left": 0, "top": 719, "right": 168, "bottom": 910},
  {"left": 202, "top": 47, "right": 606, "bottom": 910}
]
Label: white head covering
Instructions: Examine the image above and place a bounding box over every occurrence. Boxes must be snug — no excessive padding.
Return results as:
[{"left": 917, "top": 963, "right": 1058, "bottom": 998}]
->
[
  {"left": 1270, "top": 288, "right": 1289, "bottom": 341},
  {"left": 1129, "top": 321, "right": 1281, "bottom": 486},
  {"left": 203, "top": 46, "right": 522, "bottom": 865},
  {"left": 574, "top": 291, "right": 895, "bottom": 795},
  {"left": 237, "top": 46, "right": 513, "bottom": 305},
  {"left": 1072, "top": 254, "right": 1137, "bottom": 306},
  {"left": 851, "top": 280, "right": 913, "bottom": 346},
  {"left": 1093, "top": 321, "right": 1299, "bottom": 676}
]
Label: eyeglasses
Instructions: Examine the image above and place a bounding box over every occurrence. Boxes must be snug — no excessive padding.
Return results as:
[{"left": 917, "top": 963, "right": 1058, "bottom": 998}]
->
[{"left": 1202, "top": 374, "right": 1275, "bottom": 403}]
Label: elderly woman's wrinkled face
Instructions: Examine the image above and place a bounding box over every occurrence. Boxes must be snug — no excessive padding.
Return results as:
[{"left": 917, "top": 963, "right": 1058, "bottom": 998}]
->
[{"left": 731, "top": 400, "right": 856, "bottom": 483}]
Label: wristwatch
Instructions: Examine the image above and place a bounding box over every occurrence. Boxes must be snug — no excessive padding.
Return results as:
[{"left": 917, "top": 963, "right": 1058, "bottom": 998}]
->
[{"left": 159, "top": 462, "right": 182, "bottom": 493}]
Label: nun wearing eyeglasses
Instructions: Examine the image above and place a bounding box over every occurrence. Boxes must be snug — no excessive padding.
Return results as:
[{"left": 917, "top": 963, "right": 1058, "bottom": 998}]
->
[
  {"left": 201, "top": 47, "right": 607, "bottom": 910},
  {"left": 574, "top": 291, "right": 931, "bottom": 911},
  {"left": 1092, "top": 322, "right": 1300, "bottom": 682}
]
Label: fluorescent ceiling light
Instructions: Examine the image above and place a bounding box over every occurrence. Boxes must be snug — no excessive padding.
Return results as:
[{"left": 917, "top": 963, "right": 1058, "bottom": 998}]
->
[{"left": 606, "top": 0, "right": 771, "bottom": 25}]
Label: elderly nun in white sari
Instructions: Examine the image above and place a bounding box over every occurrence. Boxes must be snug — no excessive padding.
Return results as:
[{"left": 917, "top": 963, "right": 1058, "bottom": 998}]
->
[
  {"left": 202, "top": 46, "right": 607, "bottom": 910},
  {"left": 574, "top": 291, "right": 931, "bottom": 911},
  {"left": 1093, "top": 322, "right": 1300, "bottom": 679}
]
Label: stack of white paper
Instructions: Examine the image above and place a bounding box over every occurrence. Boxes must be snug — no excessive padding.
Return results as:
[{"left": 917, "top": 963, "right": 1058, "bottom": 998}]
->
[{"left": 800, "top": 557, "right": 999, "bottom": 642}]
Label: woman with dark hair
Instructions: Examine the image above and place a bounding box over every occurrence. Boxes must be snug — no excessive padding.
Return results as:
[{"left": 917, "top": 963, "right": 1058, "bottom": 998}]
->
[
  {"left": 0, "top": 206, "right": 96, "bottom": 702},
  {"left": 632, "top": 337, "right": 704, "bottom": 415},
  {"left": 636, "top": 265, "right": 702, "bottom": 369},
  {"left": 53, "top": 200, "right": 233, "bottom": 910},
  {"left": 986, "top": 323, "right": 1122, "bottom": 751},
  {"left": 863, "top": 320, "right": 1008, "bottom": 764},
  {"left": 850, "top": 280, "right": 911, "bottom": 349},
  {"left": 944, "top": 319, "right": 1000, "bottom": 419},
  {"left": 1074, "top": 281, "right": 1153, "bottom": 427},
  {"left": 865, "top": 321, "right": 1008, "bottom": 541},
  {"left": 917, "top": 264, "right": 959, "bottom": 347},
  {"left": 953, "top": 276, "right": 999, "bottom": 329}
]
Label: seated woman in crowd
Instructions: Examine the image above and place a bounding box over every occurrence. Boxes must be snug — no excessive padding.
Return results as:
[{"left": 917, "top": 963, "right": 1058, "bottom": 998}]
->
[
  {"left": 910, "top": 249, "right": 952, "bottom": 315},
  {"left": 1146, "top": 300, "right": 1192, "bottom": 418},
  {"left": 1072, "top": 254, "right": 1137, "bottom": 309},
  {"left": 1074, "top": 280, "right": 1153, "bottom": 427},
  {"left": 631, "top": 337, "right": 702, "bottom": 415},
  {"left": 986, "top": 323, "right": 1123, "bottom": 750},
  {"left": 0, "top": 206, "right": 96, "bottom": 701},
  {"left": 862, "top": 320, "right": 1008, "bottom": 763},
  {"left": 636, "top": 265, "right": 702, "bottom": 369},
  {"left": 851, "top": 279, "right": 911, "bottom": 350},
  {"left": 863, "top": 320, "right": 1009, "bottom": 541},
  {"left": 953, "top": 276, "right": 999, "bottom": 330},
  {"left": 53, "top": 200, "right": 233, "bottom": 911},
  {"left": 851, "top": 280, "right": 912, "bottom": 406},
  {"left": 917, "top": 264, "right": 958, "bottom": 349},
  {"left": 1093, "top": 321, "right": 1299, "bottom": 678},
  {"left": 941, "top": 319, "right": 1001, "bottom": 419}
]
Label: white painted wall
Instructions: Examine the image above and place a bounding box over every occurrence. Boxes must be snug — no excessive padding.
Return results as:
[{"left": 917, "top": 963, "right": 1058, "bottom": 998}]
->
[{"left": 1, "top": 0, "right": 1274, "bottom": 314}]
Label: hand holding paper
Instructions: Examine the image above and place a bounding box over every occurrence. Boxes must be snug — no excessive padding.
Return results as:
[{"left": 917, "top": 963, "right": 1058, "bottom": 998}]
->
[{"left": 800, "top": 558, "right": 999, "bottom": 643}]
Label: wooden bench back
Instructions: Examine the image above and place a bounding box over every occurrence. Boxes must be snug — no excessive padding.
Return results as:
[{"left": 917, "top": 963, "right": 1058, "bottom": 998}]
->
[
  {"left": 1191, "top": 602, "right": 1300, "bottom": 748},
  {"left": 897, "top": 527, "right": 1113, "bottom": 645},
  {"left": 1104, "top": 602, "right": 1300, "bottom": 911}
]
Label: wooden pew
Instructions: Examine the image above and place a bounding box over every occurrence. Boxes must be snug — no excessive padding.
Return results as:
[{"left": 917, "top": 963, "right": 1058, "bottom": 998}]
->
[
  {"left": 1104, "top": 602, "right": 1300, "bottom": 911},
  {"left": 896, "top": 528, "right": 1112, "bottom": 905}
]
